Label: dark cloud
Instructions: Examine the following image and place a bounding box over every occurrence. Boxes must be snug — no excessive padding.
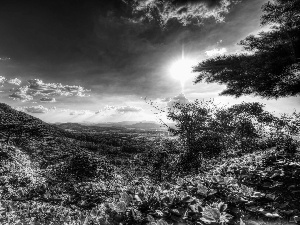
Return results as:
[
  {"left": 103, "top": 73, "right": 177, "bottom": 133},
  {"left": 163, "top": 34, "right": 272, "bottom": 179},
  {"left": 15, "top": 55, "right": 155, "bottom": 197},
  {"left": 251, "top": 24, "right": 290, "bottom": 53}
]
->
[
  {"left": 69, "top": 110, "right": 92, "bottom": 116},
  {"left": 0, "top": 0, "right": 265, "bottom": 103},
  {"left": 0, "top": 0, "right": 236, "bottom": 64},
  {"left": 172, "top": 0, "right": 223, "bottom": 8},
  {"left": 40, "top": 97, "right": 56, "bottom": 103},
  {"left": 129, "top": 0, "right": 238, "bottom": 28}
]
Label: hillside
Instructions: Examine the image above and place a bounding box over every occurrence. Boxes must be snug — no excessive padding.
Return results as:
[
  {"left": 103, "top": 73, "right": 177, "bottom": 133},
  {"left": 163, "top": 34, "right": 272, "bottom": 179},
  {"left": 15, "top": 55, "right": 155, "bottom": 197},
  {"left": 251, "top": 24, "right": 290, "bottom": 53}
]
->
[
  {"left": 0, "top": 103, "right": 107, "bottom": 168},
  {"left": 0, "top": 102, "right": 62, "bottom": 142},
  {"left": 1, "top": 102, "right": 300, "bottom": 225}
]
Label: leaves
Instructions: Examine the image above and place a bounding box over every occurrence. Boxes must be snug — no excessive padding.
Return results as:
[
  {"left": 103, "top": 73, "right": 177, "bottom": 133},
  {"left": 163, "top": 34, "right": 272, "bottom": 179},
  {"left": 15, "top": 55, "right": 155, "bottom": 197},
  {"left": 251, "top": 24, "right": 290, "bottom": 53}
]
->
[
  {"left": 194, "top": 0, "right": 300, "bottom": 98},
  {"left": 218, "top": 202, "right": 227, "bottom": 212},
  {"left": 115, "top": 201, "right": 127, "bottom": 213}
]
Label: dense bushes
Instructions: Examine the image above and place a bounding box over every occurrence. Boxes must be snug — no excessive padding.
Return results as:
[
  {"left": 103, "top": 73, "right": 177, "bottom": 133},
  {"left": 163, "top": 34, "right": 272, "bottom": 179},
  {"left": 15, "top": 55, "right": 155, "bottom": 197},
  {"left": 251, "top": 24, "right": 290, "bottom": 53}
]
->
[
  {"left": 1, "top": 145, "right": 300, "bottom": 224},
  {"left": 66, "top": 153, "right": 98, "bottom": 181},
  {"left": 164, "top": 100, "right": 300, "bottom": 173},
  {"left": 50, "top": 152, "right": 115, "bottom": 182}
]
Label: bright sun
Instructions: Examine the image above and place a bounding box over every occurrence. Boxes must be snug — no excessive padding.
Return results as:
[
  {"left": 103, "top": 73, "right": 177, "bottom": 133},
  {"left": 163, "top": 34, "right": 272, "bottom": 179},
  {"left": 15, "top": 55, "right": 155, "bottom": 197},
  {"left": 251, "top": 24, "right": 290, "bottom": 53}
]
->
[{"left": 169, "top": 58, "right": 194, "bottom": 82}]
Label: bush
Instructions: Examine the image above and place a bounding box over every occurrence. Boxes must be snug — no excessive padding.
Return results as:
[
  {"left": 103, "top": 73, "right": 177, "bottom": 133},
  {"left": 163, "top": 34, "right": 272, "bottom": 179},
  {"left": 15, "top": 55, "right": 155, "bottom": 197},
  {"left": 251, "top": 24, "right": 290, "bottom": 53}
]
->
[
  {"left": 160, "top": 100, "right": 300, "bottom": 174},
  {"left": 66, "top": 153, "right": 98, "bottom": 181},
  {"left": 121, "top": 144, "right": 141, "bottom": 154}
]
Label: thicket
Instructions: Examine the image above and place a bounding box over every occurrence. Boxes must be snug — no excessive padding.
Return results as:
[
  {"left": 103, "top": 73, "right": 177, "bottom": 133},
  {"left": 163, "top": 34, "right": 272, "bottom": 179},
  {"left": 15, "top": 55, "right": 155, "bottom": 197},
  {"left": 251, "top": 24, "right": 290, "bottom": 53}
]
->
[
  {"left": 1, "top": 143, "right": 300, "bottom": 224},
  {"left": 146, "top": 100, "right": 300, "bottom": 180}
]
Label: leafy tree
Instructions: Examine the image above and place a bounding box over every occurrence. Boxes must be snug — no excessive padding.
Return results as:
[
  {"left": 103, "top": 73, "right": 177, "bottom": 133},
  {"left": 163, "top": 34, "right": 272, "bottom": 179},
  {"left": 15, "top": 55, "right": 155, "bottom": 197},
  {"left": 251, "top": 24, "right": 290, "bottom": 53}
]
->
[
  {"left": 194, "top": 0, "right": 300, "bottom": 98},
  {"left": 165, "top": 100, "right": 230, "bottom": 173},
  {"left": 167, "top": 100, "right": 219, "bottom": 167},
  {"left": 165, "top": 99, "right": 300, "bottom": 172}
]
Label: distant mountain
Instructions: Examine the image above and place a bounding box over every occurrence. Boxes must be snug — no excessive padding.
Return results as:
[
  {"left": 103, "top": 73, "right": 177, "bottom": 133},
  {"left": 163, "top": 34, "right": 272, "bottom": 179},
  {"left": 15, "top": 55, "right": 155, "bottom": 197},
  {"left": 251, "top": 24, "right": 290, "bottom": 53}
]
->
[
  {"left": 54, "top": 123, "right": 126, "bottom": 132},
  {"left": 124, "top": 122, "right": 164, "bottom": 130},
  {"left": 81, "top": 121, "right": 159, "bottom": 127},
  {"left": 83, "top": 121, "right": 169, "bottom": 130},
  {"left": 55, "top": 121, "right": 175, "bottom": 132},
  {"left": 54, "top": 122, "right": 87, "bottom": 130}
]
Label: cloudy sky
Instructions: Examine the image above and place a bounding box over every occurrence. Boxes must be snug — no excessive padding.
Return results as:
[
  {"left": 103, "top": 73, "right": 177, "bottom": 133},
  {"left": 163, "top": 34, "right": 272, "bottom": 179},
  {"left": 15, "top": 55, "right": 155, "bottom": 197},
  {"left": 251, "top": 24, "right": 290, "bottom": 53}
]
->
[{"left": 0, "top": 0, "right": 299, "bottom": 123}]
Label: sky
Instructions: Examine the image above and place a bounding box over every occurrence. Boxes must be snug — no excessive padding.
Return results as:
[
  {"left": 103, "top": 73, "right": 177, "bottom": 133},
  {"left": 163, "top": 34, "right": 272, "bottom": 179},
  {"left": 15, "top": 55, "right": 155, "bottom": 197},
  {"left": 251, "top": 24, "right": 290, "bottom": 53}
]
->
[{"left": 0, "top": 0, "right": 299, "bottom": 123}]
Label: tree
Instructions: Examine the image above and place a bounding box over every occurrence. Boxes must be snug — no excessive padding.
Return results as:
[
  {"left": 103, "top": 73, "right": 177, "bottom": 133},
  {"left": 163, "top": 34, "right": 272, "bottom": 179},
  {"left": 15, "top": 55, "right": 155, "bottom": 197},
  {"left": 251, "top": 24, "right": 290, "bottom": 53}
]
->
[
  {"left": 165, "top": 99, "right": 297, "bottom": 171},
  {"left": 194, "top": 0, "right": 300, "bottom": 98}
]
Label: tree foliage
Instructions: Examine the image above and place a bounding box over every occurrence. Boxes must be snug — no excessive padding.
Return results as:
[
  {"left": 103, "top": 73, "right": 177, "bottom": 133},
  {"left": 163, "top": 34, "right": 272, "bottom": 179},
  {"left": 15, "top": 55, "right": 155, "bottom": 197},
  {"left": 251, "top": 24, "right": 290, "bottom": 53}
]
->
[
  {"left": 166, "top": 99, "right": 300, "bottom": 172},
  {"left": 194, "top": 0, "right": 300, "bottom": 98}
]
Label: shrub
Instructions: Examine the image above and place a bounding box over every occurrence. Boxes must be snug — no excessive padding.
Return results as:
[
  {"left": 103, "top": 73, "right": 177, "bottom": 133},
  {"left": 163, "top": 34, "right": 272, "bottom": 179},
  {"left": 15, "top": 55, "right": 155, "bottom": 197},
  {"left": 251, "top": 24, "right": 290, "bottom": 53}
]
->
[
  {"left": 66, "top": 153, "right": 98, "bottom": 181},
  {"left": 162, "top": 100, "right": 300, "bottom": 173}
]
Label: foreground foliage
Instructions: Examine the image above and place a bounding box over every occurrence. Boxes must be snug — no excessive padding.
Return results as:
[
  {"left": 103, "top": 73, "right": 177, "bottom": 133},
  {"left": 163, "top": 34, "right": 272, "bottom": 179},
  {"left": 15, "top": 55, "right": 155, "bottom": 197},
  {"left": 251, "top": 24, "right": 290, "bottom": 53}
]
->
[{"left": 1, "top": 142, "right": 300, "bottom": 225}]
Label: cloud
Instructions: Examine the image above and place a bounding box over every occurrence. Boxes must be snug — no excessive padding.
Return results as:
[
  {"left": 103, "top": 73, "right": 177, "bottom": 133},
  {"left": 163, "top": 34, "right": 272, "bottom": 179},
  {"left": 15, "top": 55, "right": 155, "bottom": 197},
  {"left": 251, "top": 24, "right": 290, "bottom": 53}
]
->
[
  {"left": 8, "top": 79, "right": 90, "bottom": 102},
  {"left": 167, "top": 93, "right": 189, "bottom": 108},
  {"left": 0, "top": 76, "right": 5, "bottom": 86},
  {"left": 15, "top": 105, "right": 57, "bottom": 114},
  {"left": 23, "top": 105, "right": 49, "bottom": 114},
  {"left": 96, "top": 105, "right": 143, "bottom": 113},
  {"left": 15, "top": 104, "right": 142, "bottom": 116},
  {"left": 95, "top": 105, "right": 117, "bottom": 114},
  {"left": 0, "top": 57, "right": 10, "bottom": 61},
  {"left": 160, "top": 97, "right": 171, "bottom": 102},
  {"left": 7, "top": 78, "right": 22, "bottom": 86},
  {"left": 115, "top": 106, "right": 143, "bottom": 113},
  {"left": 1, "top": 76, "right": 22, "bottom": 88},
  {"left": 69, "top": 110, "right": 93, "bottom": 116},
  {"left": 16, "top": 106, "right": 93, "bottom": 116},
  {"left": 205, "top": 47, "right": 227, "bottom": 56},
  {"left": 40, "top": 97, "right": 56, "bottom": 102},
  {"left": 95, "top": 105, "right": 143, "bottom": 116},
  {"left": 130, "top": 0, "right": 237, "bottom": 27},
  {"left": 9, "top": 86, "right": 33, "bottom": 102},
  {"left": 27, "top": 79, "right": 90, "bottom": 97}
]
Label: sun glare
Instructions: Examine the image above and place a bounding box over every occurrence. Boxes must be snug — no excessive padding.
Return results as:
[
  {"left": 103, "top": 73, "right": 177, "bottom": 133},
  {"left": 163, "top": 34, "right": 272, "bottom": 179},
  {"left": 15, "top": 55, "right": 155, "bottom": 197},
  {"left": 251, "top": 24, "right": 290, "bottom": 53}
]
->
[{"left": 169, "top": 58, "right": 194, "bottom": 83}]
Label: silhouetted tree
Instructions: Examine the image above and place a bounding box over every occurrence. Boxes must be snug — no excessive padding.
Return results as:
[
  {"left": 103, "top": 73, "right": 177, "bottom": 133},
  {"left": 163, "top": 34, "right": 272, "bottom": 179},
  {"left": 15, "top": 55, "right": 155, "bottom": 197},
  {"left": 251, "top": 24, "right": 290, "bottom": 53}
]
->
[{"left": 194, "top": 0, "right": 300, "bottom": 98}]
